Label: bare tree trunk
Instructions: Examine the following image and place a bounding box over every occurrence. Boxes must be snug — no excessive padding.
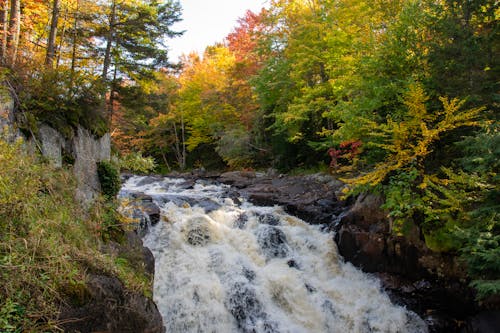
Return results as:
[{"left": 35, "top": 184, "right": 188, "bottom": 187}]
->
[
  {"left": 181, "top": 112, "right": 186, "bottom": 170},
  {"left": 0, "top": 0, "right": 8, "bottom": 64},
  {"left": 102, "top": 0, "right": 116, "bottom": 80},
  {"left": 161, "top": 152, "right": 171, "bottom": 171},
  {"left": 45, "top": 0, "right": 60, "bottom": 68},
  {"left": 70, "top": 0, "right": 79, "bottom": 74},
  {"left": 7, "top": 0, "right": 20, "bottom": 66},
  {"left": 108, "top": 66, "right": 117, "bottom": 123},
  {"left": 56, "top": 6, "right": 68, "bottom": 68}
]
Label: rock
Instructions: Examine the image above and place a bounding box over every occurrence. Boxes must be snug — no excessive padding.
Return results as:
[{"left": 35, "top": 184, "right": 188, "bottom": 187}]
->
[
  {"left": 128, "top": 192, "right": 161, "bottom": 226},
  {"left": 225, "top": 281, "right": 278, "bottom": 333},
  {"left": 258, "top": 213, "right": 281, "bottom": 226},
  {"left": 463, "top": 310, "right": 500, "bottom": 333},
  {"left": 224, "top": 173, "right": 345, "bottom": 225},
  {"left": 73, "top": 125, "right": 110, "bottom": 204},
  {"left": 219, "top": 171, "right": 257, "bottom": 188},
  {"left": 256, "top": 225, "right": 289, "bottom": 259},
  {"left": 59, "top": 274, "right": 164, "bottom": 333},
  {"left": 183, "top": 216, "right": 211, "bottom": 246},
  {"left": 0, "top": 93, "right": 20, "bottom": 141},
  {"left": 136, "top": 175, "right": 163, "bottom": 186},
  {"left": 39, "top": 124, "right": 65, "bottom": 167}
]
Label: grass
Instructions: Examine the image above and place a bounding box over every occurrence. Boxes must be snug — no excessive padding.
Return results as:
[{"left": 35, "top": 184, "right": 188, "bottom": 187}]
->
[{"left": 0, "top": 137, "right": 151, "bottom": 331}]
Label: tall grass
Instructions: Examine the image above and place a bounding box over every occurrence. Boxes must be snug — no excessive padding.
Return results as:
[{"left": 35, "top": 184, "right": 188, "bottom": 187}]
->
[{"left": 0, "top": 137, "right": 150, "bottom": 331}]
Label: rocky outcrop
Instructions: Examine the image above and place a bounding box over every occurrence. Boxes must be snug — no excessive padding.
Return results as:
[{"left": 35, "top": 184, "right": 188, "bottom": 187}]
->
[
  {"left": 219, "top": 171, "right": 346, "bottom": 224},
  {"left": 32, "top": 123, "right": 110, "bottom": 203},
  {"left": 335, "top": 193, "right": 465, "bottom": 279},
  {"left": 38, "top": 124, "right": 65, "bottom": 167},
  {"left": 59, "top": 273, "right": 164, "bottom": 333},
  {"left": 72, "top": 125, "right": 110, "bottom": 203}
]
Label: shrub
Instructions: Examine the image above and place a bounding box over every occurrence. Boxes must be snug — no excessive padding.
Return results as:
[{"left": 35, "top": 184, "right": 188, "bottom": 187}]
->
[
  {"left": 97, "top": 160, "right": 121, "bottom": 198},
  {"left": 18, "top": 69, "right": 108, "bottom": 138},
  {"left": 119, "top": 152, "right": 157, "bottom": 174}
]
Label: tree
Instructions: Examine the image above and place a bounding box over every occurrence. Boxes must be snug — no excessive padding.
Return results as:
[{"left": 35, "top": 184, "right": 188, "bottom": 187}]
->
[
  {"left": 6, "top": 0, "right": 20, "bottom": 65},
  {"left": 45, "top": 0, "right": 60, "bottom": 67}
]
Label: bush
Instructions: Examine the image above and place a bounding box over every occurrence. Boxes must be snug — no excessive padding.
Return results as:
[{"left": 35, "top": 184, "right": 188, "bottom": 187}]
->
[
  {"left": 97, "top": 160, "right": 121, "bottom": 198},
  {"left": 119, "top": 152, "right": 157, "bottom": 174},
  {"left": 18, "top": 69, "right": 108, "bottom": 138}
]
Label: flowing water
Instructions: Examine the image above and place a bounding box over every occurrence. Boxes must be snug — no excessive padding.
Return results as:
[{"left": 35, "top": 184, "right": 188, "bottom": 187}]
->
[{"left": 120, "top": 176, "right": 428, "bottom": 333}]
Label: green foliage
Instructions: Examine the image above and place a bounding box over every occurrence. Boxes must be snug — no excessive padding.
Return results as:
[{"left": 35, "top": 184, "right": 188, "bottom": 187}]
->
[
  {"left": 345, "top": 83, "right": 483, "bottom": 186},
  {"left": 119, "top": 152, "right": 157, "bottom": 174},
  {"left": 0, "top": 298, "right": 24, "bottom": 333},
  {"left": 19, "top": 69, "right": 108, "bottom": 138},
  {"left": 381, "top": 167, "right": 424, "bottom": 236},
  {"left": 216, "top": 127, "right": 254, "bottom": 168},
  {"left": 97, "top": 160, "right": 121, "bottom": 198}
]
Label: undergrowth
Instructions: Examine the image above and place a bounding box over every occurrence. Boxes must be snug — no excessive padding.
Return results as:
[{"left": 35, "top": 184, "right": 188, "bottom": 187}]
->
[{"left": 0, "top": 137, "right": 150, "bottom": 331}]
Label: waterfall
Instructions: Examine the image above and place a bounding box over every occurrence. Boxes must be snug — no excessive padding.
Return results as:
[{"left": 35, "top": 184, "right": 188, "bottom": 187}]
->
[{"left": 120, "top": 176, "right": 428, "bottom": 333}]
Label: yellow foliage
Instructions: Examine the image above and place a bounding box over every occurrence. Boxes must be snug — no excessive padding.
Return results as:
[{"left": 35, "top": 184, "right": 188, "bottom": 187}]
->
[{"left": 344, "top": 83, "right": 484, "bottom": 186}]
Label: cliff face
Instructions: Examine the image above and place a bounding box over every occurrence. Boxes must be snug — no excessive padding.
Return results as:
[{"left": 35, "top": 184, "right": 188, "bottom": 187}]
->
[
  {"left": 72, "top": 125, "right": 111, "bottom": 203},
  {"left": 1, "top": 93, "right": 110, "bottom": 204}
]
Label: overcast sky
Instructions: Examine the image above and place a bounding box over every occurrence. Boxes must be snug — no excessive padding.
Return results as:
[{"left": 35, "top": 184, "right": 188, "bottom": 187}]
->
[{"left": 167, "top": 0, "right": 267, "bottom": 61}]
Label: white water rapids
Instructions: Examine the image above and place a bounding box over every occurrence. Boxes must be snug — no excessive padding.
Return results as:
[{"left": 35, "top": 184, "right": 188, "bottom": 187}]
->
[{"left": 120, "top": 176, "right": 428, "bottom": 333}]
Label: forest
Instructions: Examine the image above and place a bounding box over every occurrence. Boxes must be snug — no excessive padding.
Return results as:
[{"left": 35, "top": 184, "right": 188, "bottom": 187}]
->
[{"left": 0, "top": 0, "right": 498, "bottom": 329}]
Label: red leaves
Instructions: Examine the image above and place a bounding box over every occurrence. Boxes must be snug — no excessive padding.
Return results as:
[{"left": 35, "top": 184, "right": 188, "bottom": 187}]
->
[{"left": 328, "top": 140, "right": 362, "bottom": 172}]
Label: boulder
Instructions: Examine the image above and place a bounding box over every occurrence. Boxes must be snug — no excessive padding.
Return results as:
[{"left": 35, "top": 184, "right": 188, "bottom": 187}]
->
[{"left": 59, "top": 274, "right": 164, "bottom": 333}]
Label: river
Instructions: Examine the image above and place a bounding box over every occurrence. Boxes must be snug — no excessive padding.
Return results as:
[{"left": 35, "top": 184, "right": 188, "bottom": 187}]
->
[{"left": 120, "top": 175, "right": 428, "bottom": 333}]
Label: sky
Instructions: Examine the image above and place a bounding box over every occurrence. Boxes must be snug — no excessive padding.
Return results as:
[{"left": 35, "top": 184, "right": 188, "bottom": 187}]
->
[{"left": 167, "top": 0, "right": 267, "bottom": 61}]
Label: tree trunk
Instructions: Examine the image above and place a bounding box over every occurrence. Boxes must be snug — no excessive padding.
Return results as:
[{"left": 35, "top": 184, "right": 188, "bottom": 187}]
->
[
  {"left": 56, "top": 6, "right": 68, "bottom": 68},
  {"left": 108, "top": 66, "right": 117, "bottom": 123},
  {"left": 45, "top": 0, "right": 60, "bottom": 68},
  {"left": 70, "top": 0, "right": 80, "bottom": 74},
  {"left": 102, "top": 0, "right": 116, "bottom": 80},
  {"left": 7, "top": 0, "right": 20, "bottom": 66},
  {"left": 0, "top": 0, "right": 8, "bottom": 64}
]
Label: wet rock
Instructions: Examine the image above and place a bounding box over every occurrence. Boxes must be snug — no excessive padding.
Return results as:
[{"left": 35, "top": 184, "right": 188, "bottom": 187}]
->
[
  {"left": 235, "top": 213, "right": 249, "bottom": 229},
  {"left": 226, "top": 282, "right": 278, "bottom": 333},
  {"left": 136, "top": 175, "right": 163, "bottom": 186},
  {"left": 219, "top": 171, "right": 258, "bottom": 188},
  {"left": 258, "top": 213, "right": 281, "bottom": 226},
  {"left": 184, "top": 216, "right": 211, "bottom": 246},
  {"left": 223, "top": 173, "right": 345, "bottom": 225},
  {"left": 128, "top": 193, "right": 161, "bottom": 226},
  {"left": 287, "top": 259, "right": 300, "bottom": 269},
  {"left": 257, "top": 225, "right": 289, "bottom": 258},
  {"left": 59, "top": 274, "right": 164, "bottom": 333},
  {"left": 305, "top": 283, "right": 316, "bottom": 293},
  {"left": 463, "top": 310, "right": 500, "bottom": 333},
  {"left": 196, "top": 198, "right": 221, "bottom": 213},
  {"left": 242, "top": 266, "right": 256, "bottom": 282}
]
